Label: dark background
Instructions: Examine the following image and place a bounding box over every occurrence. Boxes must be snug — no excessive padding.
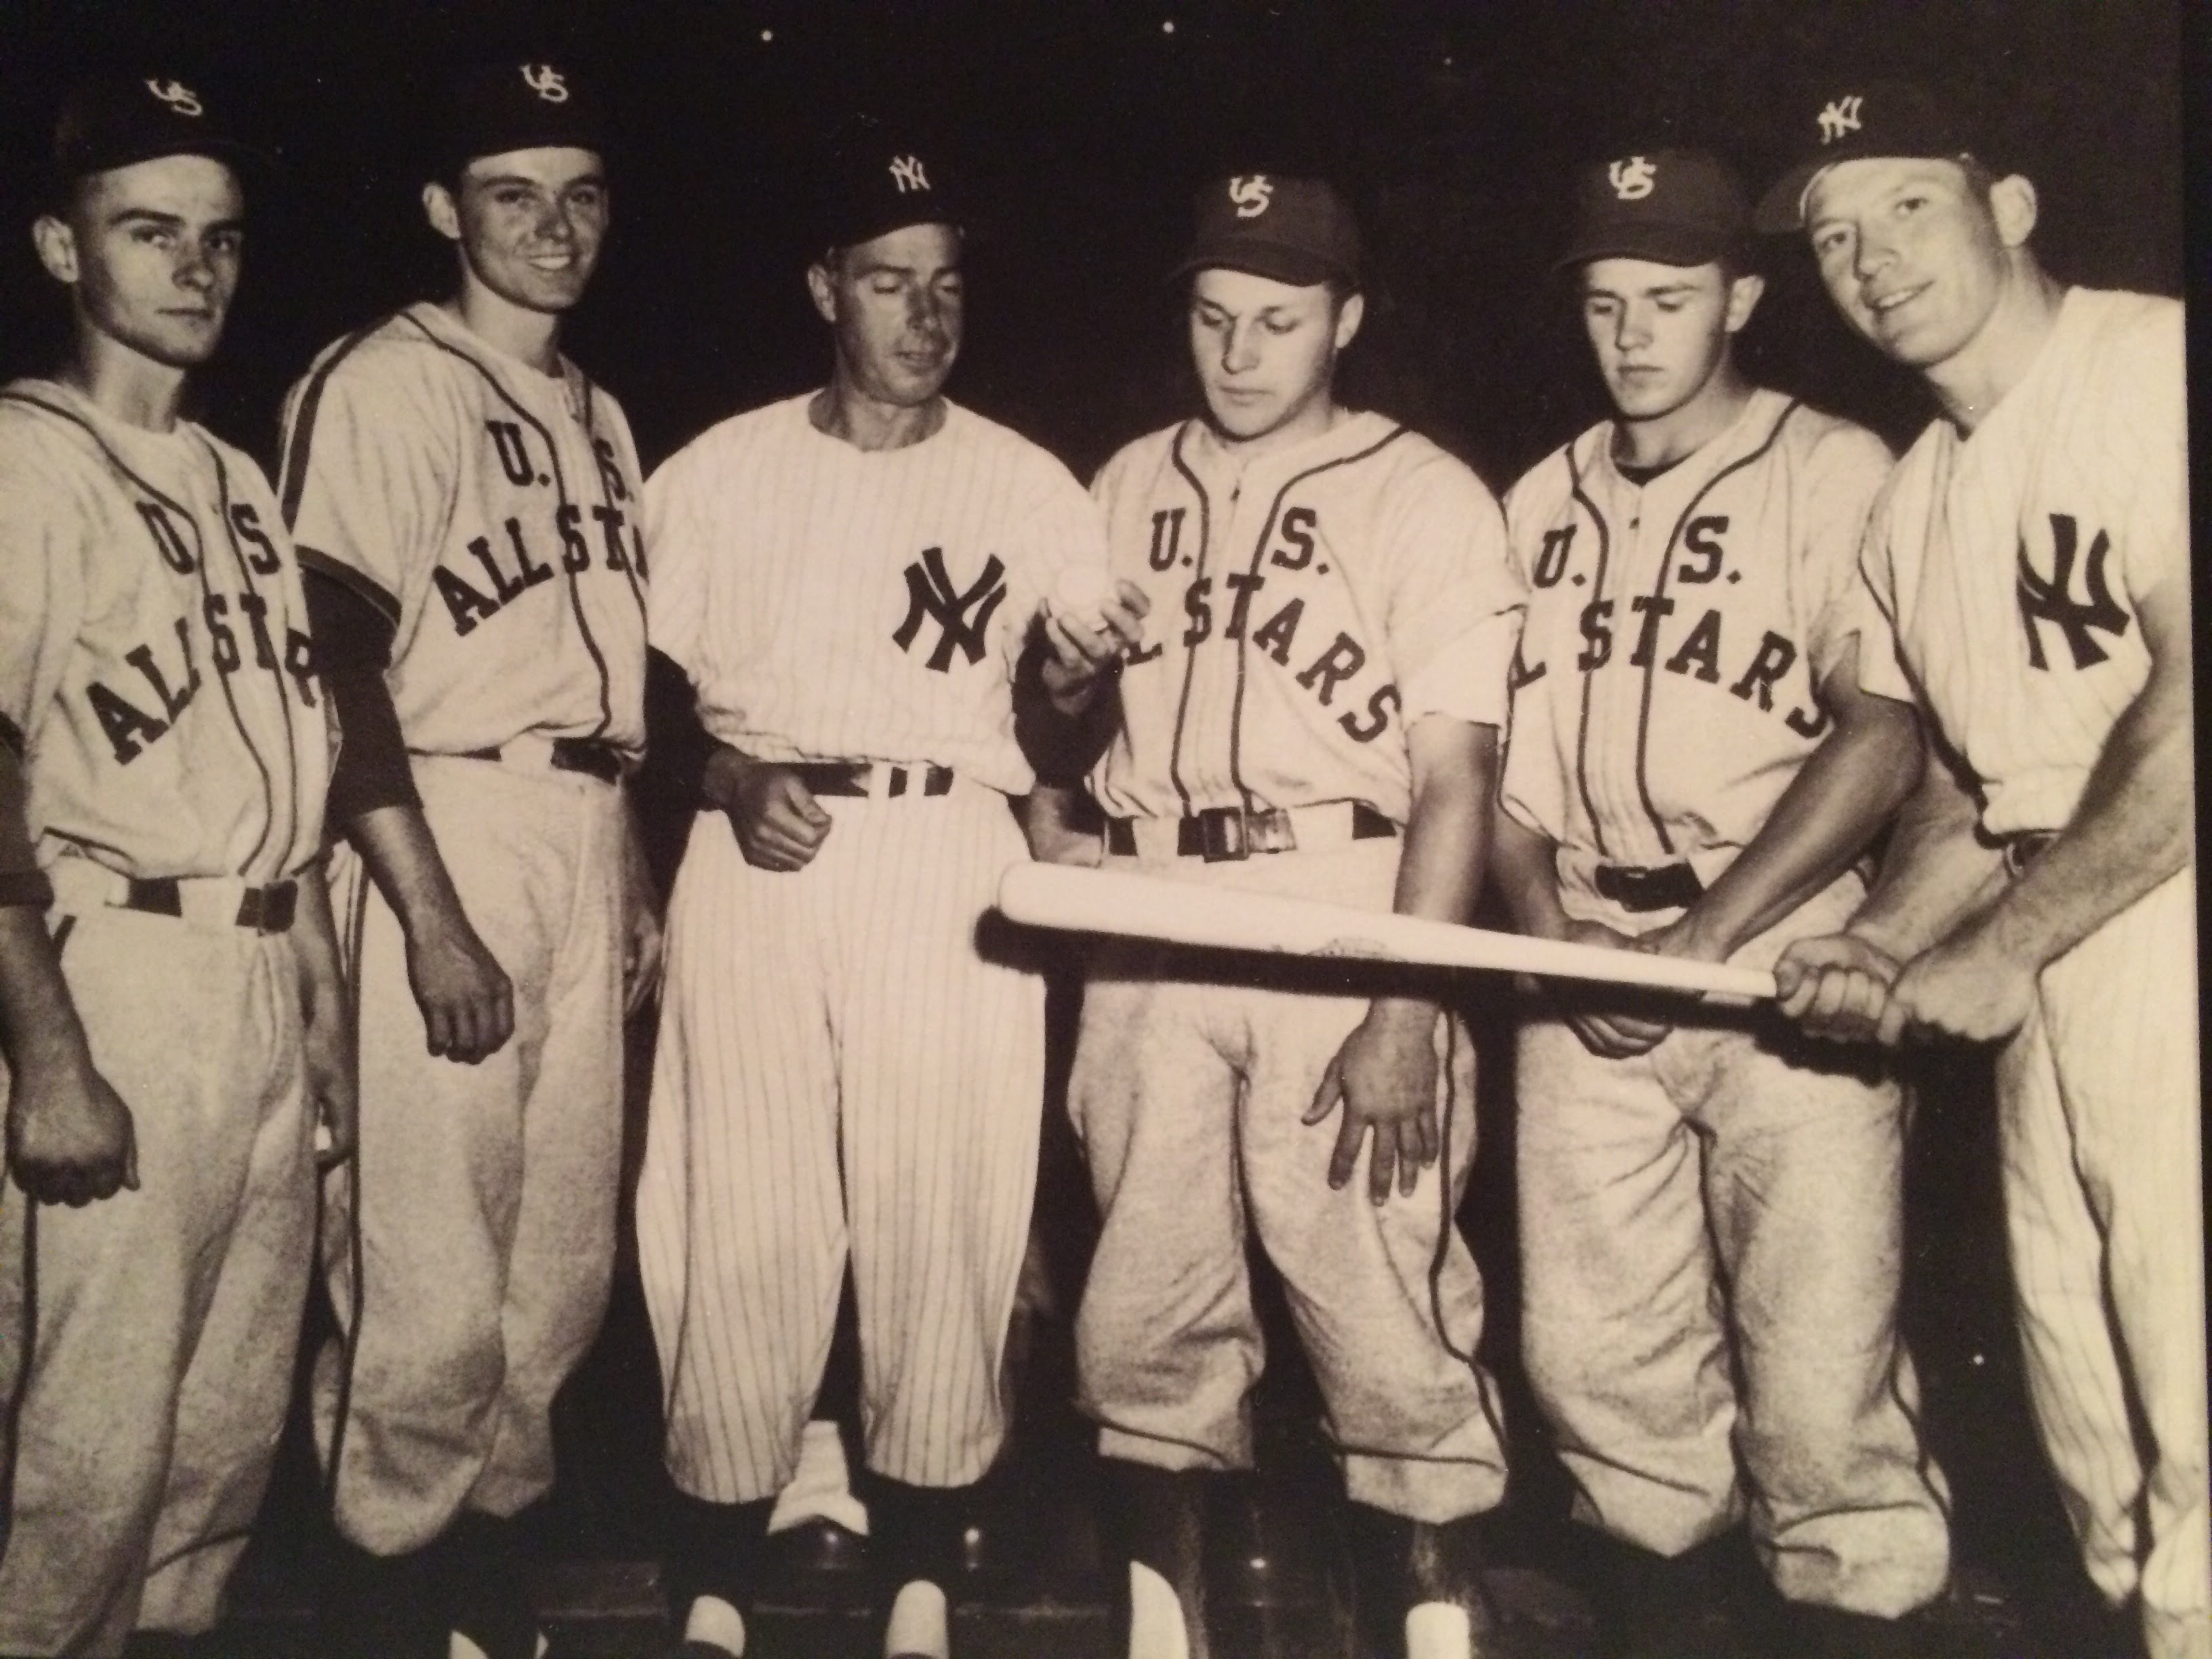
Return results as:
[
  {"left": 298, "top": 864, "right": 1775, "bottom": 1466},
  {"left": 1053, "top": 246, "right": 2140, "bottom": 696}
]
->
[{"left": 0, "top": 0, "right": 2197, "bottom": 1650}]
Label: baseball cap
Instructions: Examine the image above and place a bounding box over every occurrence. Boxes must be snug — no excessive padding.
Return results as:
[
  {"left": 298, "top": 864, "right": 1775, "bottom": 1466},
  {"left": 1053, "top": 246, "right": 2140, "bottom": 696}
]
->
[
  {"left": 52, "top": 73, "right": 261, "bottom": 188},
  {"left": 1555, "top": 148, "right": 1750, "bottom": 271},
  {"left": 434, "top": 58, "right": 607, "bottom": 179},
  {"left": 1754, "top": 79, "right": 1977, "bottom": 233},
  {"left": 1172, "top": 173, "right": 1363, "bottom": 290},
  {"left": 813, "top": 123, "right": 964, "bottom": 253}
]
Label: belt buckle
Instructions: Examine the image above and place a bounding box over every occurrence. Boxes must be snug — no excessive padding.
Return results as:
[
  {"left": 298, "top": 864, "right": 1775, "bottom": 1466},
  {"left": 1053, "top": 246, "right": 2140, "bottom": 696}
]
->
[
  {"left": 1196, "top": 807, "right": 1248, "bottom": 862},
  {"left": 1244, "top": 808, "right": 1298, "bottom": 855}
]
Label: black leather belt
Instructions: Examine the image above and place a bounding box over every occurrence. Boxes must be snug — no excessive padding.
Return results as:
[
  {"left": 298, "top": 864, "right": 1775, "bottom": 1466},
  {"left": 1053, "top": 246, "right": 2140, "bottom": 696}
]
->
[
  {"left": 2001, "top": 830, "right": 2057, "bottom": 880},
  {"left": 787, "top": 762, "right": 954, "bottom": 798},
  {"left": 1105, "top": 802, "right": 1398, "bottom": 862},
  {"left": 1593, "top": 861, "right": 1704, "bottom": 914},
  {"left": 456, "top": 737, "right": 627, "bottom": 783},
  {"left": 123, "top": 876, "right": 297, "bottom": 933}
]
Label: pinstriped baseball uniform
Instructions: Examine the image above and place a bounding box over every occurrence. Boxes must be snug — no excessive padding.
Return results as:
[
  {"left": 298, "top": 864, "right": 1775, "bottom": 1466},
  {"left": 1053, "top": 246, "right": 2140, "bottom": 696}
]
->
[
  {"left": 1071, "top": 411, "right": 1523, "bottom": 1524},
  {"left": 1499, "top": 389, "right": 1950, "bottom": 1614},
  {"left": 277, "top": 300, "right": 647, "bottom": 1555},
  {"left": 0, "top": 381, "right": 328, "bottom": 1652},
  {"left": 638, "top": 392, "right": 1107, "bottom": 1502},
  {"left": 1857, "top": 288, "right": 2207, "bottom": 1656}
]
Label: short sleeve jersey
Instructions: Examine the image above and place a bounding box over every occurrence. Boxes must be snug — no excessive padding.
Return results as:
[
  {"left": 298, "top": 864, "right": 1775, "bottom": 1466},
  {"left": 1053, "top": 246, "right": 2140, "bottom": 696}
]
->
[
  {"left": 0, "top": 380, "right": 330, "bottom": 884},
  {"left": 643, "top": 394, "right": 1109, "bottom": 797},
  {"left": 1857, "top": 288, "right": 2187, "bottom": 836},
  {"left": 1500, "top": 389, "right": 1894, "bottom": 890},
  {"left": 277, "top": 302, "right": 648, "bottom": 758},
  {"left": 1088, "top": 411, "right": 1524, "bottom": 825}
]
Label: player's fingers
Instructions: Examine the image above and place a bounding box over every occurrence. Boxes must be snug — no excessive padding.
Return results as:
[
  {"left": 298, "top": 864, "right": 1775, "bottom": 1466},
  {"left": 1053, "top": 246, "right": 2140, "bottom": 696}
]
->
[
  {"left": 1303, "top": 1059, "right": 1345, "bottom": 1125},
  {"left": 1328, "top": 1111, "right": 1365, "bottom": 1190},
  {"left": 121, "top": 1113, "right": 140, "bottom": 1191},
  {"left": 422, "top": 1000, "right": 455, "bottom": 1058},
  {"left": 1877, "top": 994, "right": 1910, "bottom": 1050},
  {"left": 1368, "top": 1124, "right": 1397, "bottom": 1206},
  {"left": 1397, "top": 1125, "right": 1422, "bottom": 1196},
  {"left": 1110, "top": 579, "right": 1151, "bottom": 617},
  {"left": 487, "top": 980, "right": 517, "bottom": 1056},
  {"left": 1416, "top": 1102, "right": 1439, "bottom": 1168}
]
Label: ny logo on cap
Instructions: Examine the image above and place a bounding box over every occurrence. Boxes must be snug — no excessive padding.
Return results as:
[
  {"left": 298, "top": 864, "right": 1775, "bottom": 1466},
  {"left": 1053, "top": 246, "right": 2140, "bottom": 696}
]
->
[
  {"left": 144, "top": 79, "right": 203, "bottom": 118},
  {"left": 1607, "top": 156, "right": 1657, "bottom": 201},
  {"left": 1818, "top": 95, "right": 1864, "bottom": 144},
  {"left": 1228, "top": 174, "right": 1273, "bottom": 218},
  {"left": 888, "top": 155, "right": 931, "bottom": 194},
  {"left": 521, "top": 64, "right": 569, "bottom": 104}
]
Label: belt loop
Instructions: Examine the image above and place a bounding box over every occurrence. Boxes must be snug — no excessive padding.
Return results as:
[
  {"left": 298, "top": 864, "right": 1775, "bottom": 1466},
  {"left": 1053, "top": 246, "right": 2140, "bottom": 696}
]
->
[{"left": 888, "top": 766, "right": 909, "bottom": 798}]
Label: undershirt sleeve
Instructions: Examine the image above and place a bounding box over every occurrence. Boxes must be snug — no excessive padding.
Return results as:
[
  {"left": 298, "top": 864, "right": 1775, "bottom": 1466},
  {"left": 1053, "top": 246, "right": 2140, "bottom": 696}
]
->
[{"left": 303, "top": 567, "right": 419, "bottom": 826}]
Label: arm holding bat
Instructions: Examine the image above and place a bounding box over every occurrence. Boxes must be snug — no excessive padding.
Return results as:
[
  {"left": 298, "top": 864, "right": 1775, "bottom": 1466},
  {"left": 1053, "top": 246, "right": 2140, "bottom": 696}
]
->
[{"left": 1304, "top": 716, "right": 1497, "bottom": 1204}]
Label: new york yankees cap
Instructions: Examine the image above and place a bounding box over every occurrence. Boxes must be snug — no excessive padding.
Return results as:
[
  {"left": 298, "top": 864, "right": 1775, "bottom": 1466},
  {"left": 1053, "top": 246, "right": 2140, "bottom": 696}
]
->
[
  {"left": 1173, "top": 173, "right": 1363, "bottom": 290},
  {"left": 52, "top": 73, "right": 262, "bottom": 188},
  {"left": 1755, "top": 79, "right": 1977, "bottom": 233},
  {"left": 434, "top": 57, "right": 607, "bottom": 180},
  {"left": 814, "top": 119, "right": 965, "bottom": 254},
  {"left": 1555, "top": 148, "right": 1750, "bottom": 272}
]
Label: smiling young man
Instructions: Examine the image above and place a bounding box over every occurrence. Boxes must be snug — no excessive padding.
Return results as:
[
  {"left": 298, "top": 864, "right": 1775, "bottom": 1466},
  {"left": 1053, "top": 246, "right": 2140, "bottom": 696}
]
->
[
  {"left": 0, "top": 75, "right": 350, "bottom": 1655},
  {"left": 1488, "top": 148, "right": 1948, "bottom": 1657},
  {"left": 634, "top": 130, "right": 1111, "bottom": 1659},
  {"left": 1759, "top": 83, "right": 2207, "bottom": 1659},
  {"left": 276, "top": 58, "right": 656, "bottom": 1658},
  {"left": 1040, "top": 174, "right": 1524, "bottom": 1659}
]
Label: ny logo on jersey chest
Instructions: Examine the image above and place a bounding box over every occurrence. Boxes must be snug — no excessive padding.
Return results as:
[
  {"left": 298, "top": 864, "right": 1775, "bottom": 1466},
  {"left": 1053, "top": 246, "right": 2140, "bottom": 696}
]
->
[
  {"left": 2017, "top": 512, "right": 2129, "bottom": 671},
  {"left": 893, "top": 547, "right": 1007, "bottom": 671}
]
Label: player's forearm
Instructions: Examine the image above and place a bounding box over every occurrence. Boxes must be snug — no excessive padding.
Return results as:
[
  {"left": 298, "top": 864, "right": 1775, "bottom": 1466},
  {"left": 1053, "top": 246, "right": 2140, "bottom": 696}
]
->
[
  {"left": 1846, "top": 739, "right": 2006, "bottom": 962},
  {"left": 0, "top": 755, "right": 91, "bottom": 1082},
  {"left": 289, "top": 865, "right": 349, "bottom": 1032},
  {"left": 1681, "top": 687, "right": 1922, "bottom": 960},
  {"left": 346, "top": 803, "right": 478, "bottom": 943},
  {"left": 1372, "top": 720, "right": 1496, "bottom": 1027},
  {"left": 1971, "top": 640, "right": 2192, "bottom": 971},
  {"left": 1488, "top": 808, "right": 1573, "bottom": 943}
]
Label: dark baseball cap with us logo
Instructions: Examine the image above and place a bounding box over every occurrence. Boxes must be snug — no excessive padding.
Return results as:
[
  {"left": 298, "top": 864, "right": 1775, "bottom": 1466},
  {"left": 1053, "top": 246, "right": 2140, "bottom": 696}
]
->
[
  {"left": 1555, "top": 148, "right": 1750, "bottom": 271},
  {"left": 1172, "top": 174, "right": 1363, "bottom": 290},
  {"left": 52, "top": 73, "right": 262, "bottom": 188},
  {"left": 434, "top": 58, "right": 607, "bottom": 180},
  {"left": 1755, "top": 80, "right": 1978, "bottom": 233}
]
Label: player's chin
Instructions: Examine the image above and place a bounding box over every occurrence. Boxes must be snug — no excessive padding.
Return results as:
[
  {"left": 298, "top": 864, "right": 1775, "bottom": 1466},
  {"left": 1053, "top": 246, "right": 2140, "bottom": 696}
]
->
[
  {"left": 134, "top": 318, "right": 227, "bottom": 369},
  {"left": 1202, "top": 390, "right": 1282, "bottom": 440}
]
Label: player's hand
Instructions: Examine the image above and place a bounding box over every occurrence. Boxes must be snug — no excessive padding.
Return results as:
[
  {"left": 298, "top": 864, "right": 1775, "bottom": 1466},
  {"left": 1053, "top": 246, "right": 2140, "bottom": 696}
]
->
[
  {"left": 1556, "top": 920, "right": 1673, "bottom": 1059},
  {"left": 404, "top": 912, "right": 514, "bottom": 1063},
  {"left": 620, "top": 813, "right": 665, "bottom": 1017},
  {"left": 7, "top": 1048, "right": 138, "bottom": 1206},
  {"left": 1773, "top": 932, "right": 1902, "bottom": 1044},
  {"left": 1305, "top": 997, "right": 1441, "bottom": 1204},
  {"left": 715, "top": 754, "right": 834, "bottom": 873},
  {"left": 1040, "top": 581, "right": 1149, "bottom": 708},
  {"left": 1878, "top": 920, "right": 2035, "bottom": 1048},
  {"left": 300, "top": 975, "right": 359, "bottom": 1169}
]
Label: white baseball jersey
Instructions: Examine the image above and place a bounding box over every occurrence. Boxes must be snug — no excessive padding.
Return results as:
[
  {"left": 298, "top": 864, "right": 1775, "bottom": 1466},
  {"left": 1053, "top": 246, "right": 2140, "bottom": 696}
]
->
[
  {"left": 1088, "top": 411, "right": 1523, "bottom": 824},
  {"left": 644, "top": 392, "right": 1107, "bottom": 795},
  {"left": 277, "top": 300, "right": 647, "bottom": 758},
  {"left": 1856, "top": 288, "right": 2186, "bottom": 836},
  {"left": 1501, "top": 388, "right": 1893, "bottom": 895},
  {"left": 0, "top": 379, "right": 329, "bottom": 883}
]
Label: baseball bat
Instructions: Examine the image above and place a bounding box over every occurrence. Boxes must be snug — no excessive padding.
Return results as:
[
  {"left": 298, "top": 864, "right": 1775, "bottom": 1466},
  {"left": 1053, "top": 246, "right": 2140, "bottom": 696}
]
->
[{"left": 997, "top": 861, "right": 1778, "bottom": 1001}]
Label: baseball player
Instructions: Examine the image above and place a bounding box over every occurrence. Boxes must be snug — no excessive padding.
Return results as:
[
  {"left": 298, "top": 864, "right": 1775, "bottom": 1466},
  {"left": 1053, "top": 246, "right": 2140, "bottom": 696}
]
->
[
  {"left": 1488, "top": 148, "right": 1950, "bottom": 1656},
  {"left": 1760, "top": 83, "right": 2207, "bottom": 1659},
  {"left": 276, "top": 58, "right": 656, "bottom": 1658},
  {"left": 634, "top": 131, "right": 1110, "bottom": 1659},
  {"left": 0, "top": 75, "right": 350, "bottom": 1655},
  {"left": 1040, "top": 174, "right": 1525, "bottom": 1659}
]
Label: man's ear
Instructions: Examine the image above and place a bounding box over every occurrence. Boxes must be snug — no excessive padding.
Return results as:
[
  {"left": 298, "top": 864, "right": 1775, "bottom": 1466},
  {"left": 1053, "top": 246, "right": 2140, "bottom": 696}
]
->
[
  {"left": 30, "top": 214, "right": 79, "bottom": 285},
  {"left": 1723, "top": 271, "right": 1767, "bottom": 335},
  {"left": 805, "top": 260, "right": 839, "bottom": 325},
  {"left": 1332, "top": 290, "right": 1366, "bottom": 352},
  {"left": 1988, "top": 173, "right": 2039, "bottom": 250},
  {"left": 422, "top": 180, "right": 462, "bottom": 244}
]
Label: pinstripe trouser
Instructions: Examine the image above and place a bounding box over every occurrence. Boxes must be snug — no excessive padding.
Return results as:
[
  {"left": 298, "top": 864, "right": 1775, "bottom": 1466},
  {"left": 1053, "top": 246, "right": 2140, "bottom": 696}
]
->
[
  {"left": 639, "top": 781, "right": 1045, "bottom": 1502},
  {"left": 1999, "top": 867, "right": 2209, "bottom": 1659}
]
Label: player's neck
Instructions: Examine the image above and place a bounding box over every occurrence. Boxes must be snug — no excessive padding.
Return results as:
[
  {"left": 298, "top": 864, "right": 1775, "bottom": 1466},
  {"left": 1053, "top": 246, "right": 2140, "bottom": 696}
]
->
[
  {"left": 60, "top": 325, "right": 191, "bottom": 433},
  {"left": 444, "top": 285, "right": 565, "bottom": 377},
  {"left": 1612, "top": 364, "right": 1753, "bottom": 473},
  {"left": 811, "top": 381, "right": 946, "bottom": 452},
  {"left": 1923, "top": 261, "right": 2068, "bottom": 436},
  {"left": 1210, "top": 392, "right": 1345, "bottom": 464}
]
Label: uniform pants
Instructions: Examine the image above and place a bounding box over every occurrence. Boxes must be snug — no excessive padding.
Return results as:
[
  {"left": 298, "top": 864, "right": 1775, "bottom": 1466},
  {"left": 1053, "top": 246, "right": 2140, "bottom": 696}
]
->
[
  {"left": 1998, "top": 868, "right": 2209, "bottom": 1659},
  {"left": 316, "top": 756, "right": 624, "bottom": 1557},
  {"left": 1071, "top": 840, "right": 1508, "bottom": 1525},
  {"left": 1515, "top": 876, "right": 1950, "bottom": 1619},
  {"left": 0, "top": 904, "right": 313, "bottom": 1655},
  {"left": 639, "top": 781, "right": 1044, "bottom": 1502}
]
